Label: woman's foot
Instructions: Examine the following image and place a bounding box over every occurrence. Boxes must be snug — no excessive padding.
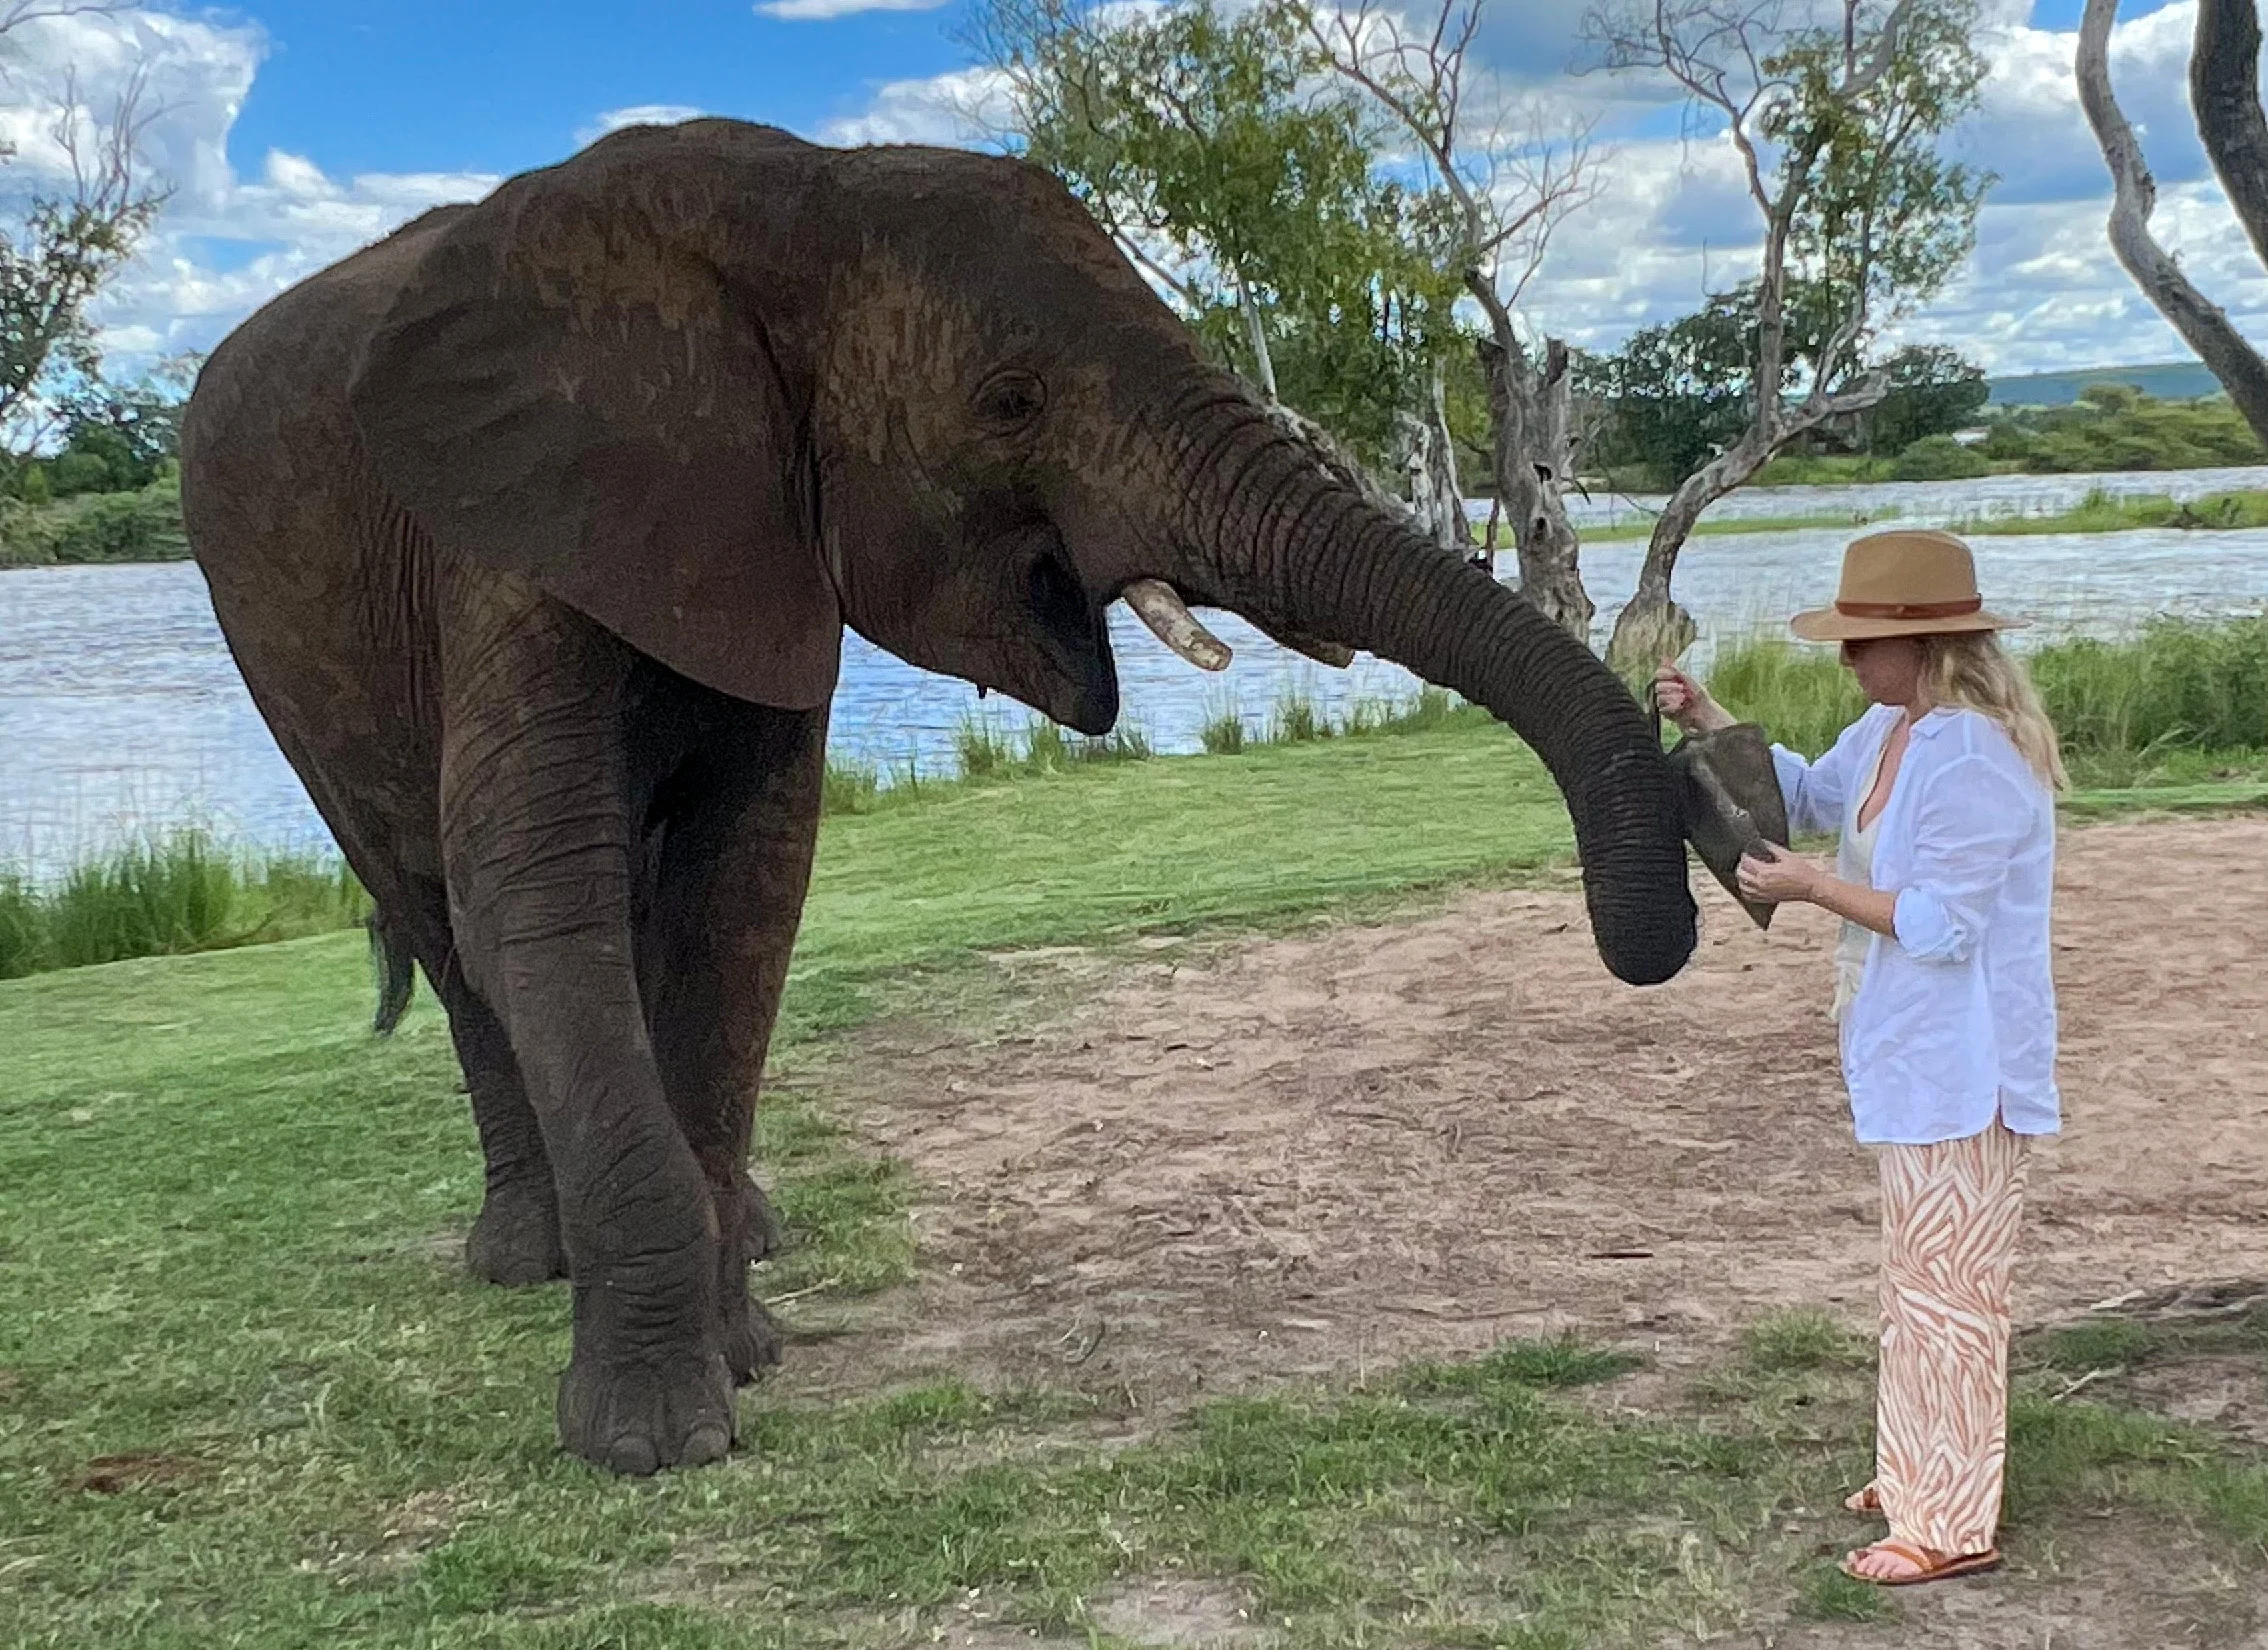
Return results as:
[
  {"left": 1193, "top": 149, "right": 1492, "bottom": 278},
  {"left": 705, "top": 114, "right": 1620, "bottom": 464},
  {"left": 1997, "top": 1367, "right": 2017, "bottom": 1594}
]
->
[
  {"left": 1844, "top": 1482, "right": 1881, "bottom": 1515},
  {"left": 1840, "top": 1541, "right": 2002, "bottom": 1586}
]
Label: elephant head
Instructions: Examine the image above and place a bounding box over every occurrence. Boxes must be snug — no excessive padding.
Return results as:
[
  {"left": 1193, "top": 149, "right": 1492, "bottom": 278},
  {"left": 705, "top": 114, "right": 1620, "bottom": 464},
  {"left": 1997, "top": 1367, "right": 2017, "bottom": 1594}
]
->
[{"left": 347, "top": 119, "right": 1738, "bottom": 986}]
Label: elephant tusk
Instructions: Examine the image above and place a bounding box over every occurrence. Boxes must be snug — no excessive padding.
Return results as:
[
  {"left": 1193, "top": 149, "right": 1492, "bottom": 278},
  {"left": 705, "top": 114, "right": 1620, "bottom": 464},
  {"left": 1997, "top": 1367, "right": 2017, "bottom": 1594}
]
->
[{"left": 1124, "top": 579, "right": 1232, "bottom": 672}]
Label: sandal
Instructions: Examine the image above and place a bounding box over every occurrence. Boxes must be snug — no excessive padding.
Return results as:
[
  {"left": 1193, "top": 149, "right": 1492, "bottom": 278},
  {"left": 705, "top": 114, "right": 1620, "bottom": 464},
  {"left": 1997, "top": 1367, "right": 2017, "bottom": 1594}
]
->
[
  {"left": 1844, "top": 1483, "right": 1880, "bottom": 1515},
  {"left": 1840, "top": 1541, "right": 2002, "bottom": 1586}
]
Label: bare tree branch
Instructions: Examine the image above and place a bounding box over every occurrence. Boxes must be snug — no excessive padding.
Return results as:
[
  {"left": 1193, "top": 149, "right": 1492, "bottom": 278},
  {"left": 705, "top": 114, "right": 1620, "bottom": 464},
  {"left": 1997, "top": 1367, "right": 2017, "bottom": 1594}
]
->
[
  {"left": 1311, "top": 0, "right": 1605, "bottom": 634},
  {"left": 2077, "top": 0, "right": 2268, "bottom": 447},
  {"left": 2190, "top": 0, "right": 2268, "bottom": 277}
]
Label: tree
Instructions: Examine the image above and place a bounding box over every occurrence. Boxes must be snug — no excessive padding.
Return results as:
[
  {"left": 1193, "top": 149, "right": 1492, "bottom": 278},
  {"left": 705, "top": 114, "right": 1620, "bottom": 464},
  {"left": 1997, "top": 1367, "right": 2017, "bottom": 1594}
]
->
[
  {"left": 1858, "top": 343, "right": 1987, "bottom": 453},
  {"left": 1307, "top": 0, "right": 1606, "bottom": 633},
  {"left": 0, "top": 5, "right": 170, "bottom": 464},
  {"left": 47, "top": 352, "right": 196, "bottom": 492},
  {"left": 1586, "top": 0, "right": 1990, "bottom": 673},
  {"left": 2076, "top": 0, "right": 2268, "bottom": 450},
  {"left": 965, "top": 0, "right": 1472, "bottom": 546}
]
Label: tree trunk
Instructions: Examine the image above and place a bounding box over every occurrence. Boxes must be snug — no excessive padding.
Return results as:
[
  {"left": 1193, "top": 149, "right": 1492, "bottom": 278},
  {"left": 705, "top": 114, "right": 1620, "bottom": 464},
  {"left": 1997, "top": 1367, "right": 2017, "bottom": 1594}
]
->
[
  {"left": 2079, "top": 0, "right": 2268, "bottom": 448},
  {"left": 1395, "top": 362, "right": 1471, "bottom": 556},
  {"left": 1481, "top": 333, "right": 1592, "bottom": 641},
  {"left": 2192, "top": 0, "right": 2268, "bottom": 272},
  {"left": 1602, "top": 376, "right": 1891, "bottom": 678}
]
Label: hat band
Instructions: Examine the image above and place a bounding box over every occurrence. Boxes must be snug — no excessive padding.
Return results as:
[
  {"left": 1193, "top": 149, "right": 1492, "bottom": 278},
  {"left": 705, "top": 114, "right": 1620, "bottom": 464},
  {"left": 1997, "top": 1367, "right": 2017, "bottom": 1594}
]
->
[{"left": 1833, "top": 596, "right": 1983, "bottom": 620}]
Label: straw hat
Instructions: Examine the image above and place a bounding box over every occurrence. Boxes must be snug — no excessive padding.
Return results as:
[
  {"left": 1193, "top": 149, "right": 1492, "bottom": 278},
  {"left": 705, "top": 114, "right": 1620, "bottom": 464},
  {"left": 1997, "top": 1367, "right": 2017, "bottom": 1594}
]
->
[{"left": 1789, "top": 528, "right": 2026, "bottom": 643}]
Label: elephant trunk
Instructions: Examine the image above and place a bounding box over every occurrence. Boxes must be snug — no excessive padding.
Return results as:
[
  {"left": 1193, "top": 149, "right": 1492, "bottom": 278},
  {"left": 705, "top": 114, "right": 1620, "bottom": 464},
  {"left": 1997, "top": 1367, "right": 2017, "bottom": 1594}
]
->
[{"left": 1163, "top": 397, "right": 1698, "bottom": 987}]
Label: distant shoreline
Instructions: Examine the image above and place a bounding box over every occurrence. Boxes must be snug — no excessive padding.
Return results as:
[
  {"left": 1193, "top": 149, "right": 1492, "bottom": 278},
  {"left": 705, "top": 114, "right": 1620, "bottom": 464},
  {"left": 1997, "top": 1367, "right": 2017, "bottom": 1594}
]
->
[{"left": 12, "top": 479, "right": 2268, "bottom": 573}]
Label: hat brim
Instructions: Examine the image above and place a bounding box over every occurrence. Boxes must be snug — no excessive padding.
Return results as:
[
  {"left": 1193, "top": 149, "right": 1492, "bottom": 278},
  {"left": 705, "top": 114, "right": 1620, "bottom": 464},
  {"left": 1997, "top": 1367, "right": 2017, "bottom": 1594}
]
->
[{"left": 1788, "top": 607, "right": 2027, "bottom": 643}]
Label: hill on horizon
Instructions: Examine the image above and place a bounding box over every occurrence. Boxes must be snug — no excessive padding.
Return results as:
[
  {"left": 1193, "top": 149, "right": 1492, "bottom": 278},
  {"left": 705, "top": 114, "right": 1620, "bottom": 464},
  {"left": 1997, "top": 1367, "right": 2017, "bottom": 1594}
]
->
[{"left": 1985, "top": 360, "right": 2223, "bottom": 406}]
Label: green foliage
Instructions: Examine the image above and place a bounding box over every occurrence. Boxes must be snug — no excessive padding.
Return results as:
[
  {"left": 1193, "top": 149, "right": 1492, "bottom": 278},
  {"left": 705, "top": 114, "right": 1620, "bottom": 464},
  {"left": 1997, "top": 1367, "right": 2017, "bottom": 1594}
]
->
[
  {"left": 1764, "top": 0, "right": 1992, "bottom": 339},
  {"left": 823, "top": 758, "right": 885, "bottom": 816},
  {"left": 1864, "top": 343, "right": 1991, "bottom": 452},
  {"left": 1980, "top": 385, "right": 2267, "bottom": 473},
  {"left": 1399, "top": 1337, "right": 1643, "bottom": 1394},
  {"left": 0, "top": 833, "right": 370, "bottom": 979},
  {"left": 1739, "top": 1310, "right": 1866, "bottom": 1375},
  {"left": 1268, "top": 688, "right": 1332, "bottom": 743},
  {"left": 2040, "top": 1320, "right": 2156, "bottom": 1373},
  {"left": 0, "top": 475, "right": 186, "bottom": 566},
  {"left": 1709, "top": 616, "right": 2268, "bottom": 787},
  {"left": 1889, "top": 432, "right": 1991, "bottom": 480},
  {"left": 978, "top": 0, "right": 1461, "bottom": 473},
  {"left": 1795, "top": 1564, "right": 1892, "bottom": 1623},
  {"left": 1200, "top": 706, "right": 1248, "bottom": 754},
  {"left": 2031, "top": 615, "right": 2268, "bottom": 757}
]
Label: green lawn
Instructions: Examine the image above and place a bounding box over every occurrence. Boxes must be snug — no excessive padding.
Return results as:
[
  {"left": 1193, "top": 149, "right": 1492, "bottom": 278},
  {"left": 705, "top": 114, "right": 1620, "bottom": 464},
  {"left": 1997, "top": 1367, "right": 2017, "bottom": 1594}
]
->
[{"left": 5, "top": 730, "right": 2266, "bottom": 1648}]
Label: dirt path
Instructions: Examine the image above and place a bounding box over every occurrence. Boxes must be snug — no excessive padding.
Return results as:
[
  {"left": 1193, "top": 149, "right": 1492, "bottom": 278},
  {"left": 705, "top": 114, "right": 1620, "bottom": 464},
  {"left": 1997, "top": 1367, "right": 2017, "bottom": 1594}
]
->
[{"left": 783, "top": 814, "right": 2268, "bottom": 1414}]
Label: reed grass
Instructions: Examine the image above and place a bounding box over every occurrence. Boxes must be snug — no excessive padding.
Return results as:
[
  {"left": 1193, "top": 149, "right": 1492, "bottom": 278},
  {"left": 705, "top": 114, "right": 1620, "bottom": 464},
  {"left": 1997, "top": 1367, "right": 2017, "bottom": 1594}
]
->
[
  {"left": 12, "top": 619, "right": 2268, "bottom": 981},
  {"left": 1702, "top": 614, "right": 2268, "bottom": 785},
  {"left": 0, "top": 831, "right": 369, "bottom": 980}
]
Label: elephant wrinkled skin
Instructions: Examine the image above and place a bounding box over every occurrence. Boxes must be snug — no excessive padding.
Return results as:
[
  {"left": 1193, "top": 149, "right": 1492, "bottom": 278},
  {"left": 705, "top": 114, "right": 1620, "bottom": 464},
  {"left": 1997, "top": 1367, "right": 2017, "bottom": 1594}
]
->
[{"left": 181, "top": 118, "right": 1738, "bottom": 1475}]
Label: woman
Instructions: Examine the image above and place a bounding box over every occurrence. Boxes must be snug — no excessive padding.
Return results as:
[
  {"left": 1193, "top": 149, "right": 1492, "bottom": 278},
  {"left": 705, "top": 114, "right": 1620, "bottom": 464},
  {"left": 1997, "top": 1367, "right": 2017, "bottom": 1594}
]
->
[{"left": 1656, "top": 528, "right": 2065, "bottom": 1587}]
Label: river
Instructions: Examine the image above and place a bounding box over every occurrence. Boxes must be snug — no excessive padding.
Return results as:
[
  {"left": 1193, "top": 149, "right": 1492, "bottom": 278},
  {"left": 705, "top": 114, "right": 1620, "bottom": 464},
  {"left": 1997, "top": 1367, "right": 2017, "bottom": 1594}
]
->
[{"left": 5, "top": 470, "right": 2266, "bottom": 874}]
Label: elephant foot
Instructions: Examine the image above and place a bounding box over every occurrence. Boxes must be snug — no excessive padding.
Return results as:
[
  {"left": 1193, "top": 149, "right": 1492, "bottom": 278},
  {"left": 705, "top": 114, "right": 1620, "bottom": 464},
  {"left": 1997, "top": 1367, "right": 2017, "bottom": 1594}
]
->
[
  {"left": 717, "top": 1170, "right": 787, "bottom": 1385},
  {"left": 465, "top": 1179, "right": 567, "bottom": 1286},
  {"left": 557, "top": 1344, "right": 737, "bottom": 1476}
]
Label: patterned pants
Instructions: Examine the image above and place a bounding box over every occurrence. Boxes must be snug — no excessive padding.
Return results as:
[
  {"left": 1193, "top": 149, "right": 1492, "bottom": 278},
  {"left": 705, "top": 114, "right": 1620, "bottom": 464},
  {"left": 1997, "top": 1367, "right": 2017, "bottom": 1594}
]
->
[{"left": 1872, "top": 1121, "right": 2032, "bottom": 1556}]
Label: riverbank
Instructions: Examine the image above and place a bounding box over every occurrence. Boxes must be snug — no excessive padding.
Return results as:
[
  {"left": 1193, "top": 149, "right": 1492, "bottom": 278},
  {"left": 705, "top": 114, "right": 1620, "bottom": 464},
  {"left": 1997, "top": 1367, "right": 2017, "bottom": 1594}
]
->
[
  {"left": 10, "top": 616, "right": 2268, "bottom": 980},
  {"left": 0, "top": 479, "right": 185, "bottom": 568},
  {"left": 6, "top": 778, "right": 2267, "bottom": 1646},
  {"left": 1575, "top": 486, "right": 2268, "bottom": 542}
]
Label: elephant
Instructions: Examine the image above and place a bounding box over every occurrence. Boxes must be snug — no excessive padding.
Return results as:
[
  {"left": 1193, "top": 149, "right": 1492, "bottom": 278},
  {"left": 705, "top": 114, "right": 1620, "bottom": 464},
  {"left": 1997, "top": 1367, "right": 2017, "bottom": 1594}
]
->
[{"left": 180, "top": 117, "right": 1758, "bottom": 1476}]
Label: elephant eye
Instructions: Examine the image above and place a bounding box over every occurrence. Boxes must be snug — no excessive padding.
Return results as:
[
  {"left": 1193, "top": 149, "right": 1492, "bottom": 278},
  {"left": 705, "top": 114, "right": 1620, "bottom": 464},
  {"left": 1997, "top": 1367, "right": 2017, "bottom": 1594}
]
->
[{"left": 974, "top": 371, "right": 1045, "bottom": 433}]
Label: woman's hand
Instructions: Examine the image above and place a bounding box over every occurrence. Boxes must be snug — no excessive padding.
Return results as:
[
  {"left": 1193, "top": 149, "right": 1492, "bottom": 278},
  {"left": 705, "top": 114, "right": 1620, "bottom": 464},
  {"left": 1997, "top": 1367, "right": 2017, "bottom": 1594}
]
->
[
  {"left": 1737, "top": 842, "right": 1823, "bottom": 907},
  {"left": 1653, "top": 658, "right": 1737, "bottom": 735}
]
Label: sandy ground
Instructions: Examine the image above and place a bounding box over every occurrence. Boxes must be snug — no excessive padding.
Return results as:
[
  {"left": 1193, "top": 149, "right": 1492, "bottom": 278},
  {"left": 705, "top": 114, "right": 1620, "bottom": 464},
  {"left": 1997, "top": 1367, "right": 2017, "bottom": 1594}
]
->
[
  {"left": 789, "top": 815, "right": 2268, "bottom": 1401},
  {"left": 772, "top": 814, "right": 2268, "bottom": 1646}
]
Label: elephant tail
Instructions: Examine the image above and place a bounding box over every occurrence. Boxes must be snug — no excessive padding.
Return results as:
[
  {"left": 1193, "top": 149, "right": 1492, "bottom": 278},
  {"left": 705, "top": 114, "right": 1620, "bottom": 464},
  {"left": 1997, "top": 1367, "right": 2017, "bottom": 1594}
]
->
[{"left": 367, "top": 907, "right": 417, "bottom": 1036}]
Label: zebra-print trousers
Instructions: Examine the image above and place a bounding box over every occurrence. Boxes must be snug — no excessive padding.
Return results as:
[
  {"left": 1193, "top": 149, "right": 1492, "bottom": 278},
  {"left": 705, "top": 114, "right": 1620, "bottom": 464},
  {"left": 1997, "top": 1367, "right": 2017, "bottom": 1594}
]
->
[{"left": 1873, "top": 1120, "right": 2032, "bottom": 1557}]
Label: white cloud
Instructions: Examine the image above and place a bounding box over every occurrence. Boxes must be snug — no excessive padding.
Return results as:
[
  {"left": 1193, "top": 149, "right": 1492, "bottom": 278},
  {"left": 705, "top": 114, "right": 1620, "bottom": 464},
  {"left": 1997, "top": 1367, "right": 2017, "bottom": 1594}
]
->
[
  {"left": 574, "top": 103, "right": 707, "bottom": 145},
  {"left": 756, "top": 0, "right": 951, "bottom": 20},
  {"left": 819, "top": 67, "right": 1012, "bottom": 147},
  {"left": 37, "top": 0, "right": 2268, "bottom": 388},
  {"left": 0, "top": 8, "right": 498, "bottom": 379}
]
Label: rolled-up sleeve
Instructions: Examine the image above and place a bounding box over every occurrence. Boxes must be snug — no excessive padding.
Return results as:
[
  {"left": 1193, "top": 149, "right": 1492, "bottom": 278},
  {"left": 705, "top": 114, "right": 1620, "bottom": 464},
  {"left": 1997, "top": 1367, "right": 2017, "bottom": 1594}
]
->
[{"left": 1890, "top": 757, "right": 2032, "bottom": 964}]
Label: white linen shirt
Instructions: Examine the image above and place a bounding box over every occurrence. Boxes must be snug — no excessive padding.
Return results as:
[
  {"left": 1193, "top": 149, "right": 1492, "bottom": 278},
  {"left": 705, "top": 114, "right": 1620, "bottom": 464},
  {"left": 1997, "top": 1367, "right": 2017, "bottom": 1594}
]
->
[{"left": 1771, "top": 703, "right": 2060, "bottom": 1146}]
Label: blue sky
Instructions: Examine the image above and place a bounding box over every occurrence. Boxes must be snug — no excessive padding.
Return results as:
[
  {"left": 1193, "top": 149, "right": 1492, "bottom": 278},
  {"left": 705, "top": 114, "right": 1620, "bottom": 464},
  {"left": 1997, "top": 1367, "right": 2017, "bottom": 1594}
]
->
[
  {"left": 2, "top": 0, "right": 2248, "bottom": 376},
  {"left": 206, "top": 0, "right": 2134, "bottom": 180}
]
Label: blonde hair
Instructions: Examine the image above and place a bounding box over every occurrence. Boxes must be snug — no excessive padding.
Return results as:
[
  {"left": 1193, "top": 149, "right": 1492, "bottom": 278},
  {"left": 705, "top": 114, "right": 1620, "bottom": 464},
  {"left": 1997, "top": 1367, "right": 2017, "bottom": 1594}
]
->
[{"left": 1920, "top": 632, "right": 2068, "bottom": 792}]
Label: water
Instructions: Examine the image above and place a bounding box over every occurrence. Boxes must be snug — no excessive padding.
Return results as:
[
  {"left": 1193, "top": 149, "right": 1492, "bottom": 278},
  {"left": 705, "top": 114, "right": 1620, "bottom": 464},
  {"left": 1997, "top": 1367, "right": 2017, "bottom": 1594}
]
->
[
  {"left": 1529, "top": 464, "right": 2268, "bottom": 531},
  {"left": 6, "top": 477, "right": 2267, "bottom": 872}
]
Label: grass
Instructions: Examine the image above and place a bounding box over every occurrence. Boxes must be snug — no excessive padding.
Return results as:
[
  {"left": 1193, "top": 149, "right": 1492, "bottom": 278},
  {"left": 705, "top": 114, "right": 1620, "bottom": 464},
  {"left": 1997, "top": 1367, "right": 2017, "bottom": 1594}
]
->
[
  {"left": 6, "top": 731, "right": 2268, "bottom": 1646},
  {"left": 1704, "top": 614, "right": 2268, "bottom": 790},
  {"left": 1959, "top": 486, "right": 2268, "bottom": 537},
  {"left": 17, "top": 612, "right": 2268, "bottom": 984},
  {"left": 0, "top": 831, "right": 368, "bottom": 980},
  {"left": 1575, "top": 508, "right": 1883, "bottom": 543}
]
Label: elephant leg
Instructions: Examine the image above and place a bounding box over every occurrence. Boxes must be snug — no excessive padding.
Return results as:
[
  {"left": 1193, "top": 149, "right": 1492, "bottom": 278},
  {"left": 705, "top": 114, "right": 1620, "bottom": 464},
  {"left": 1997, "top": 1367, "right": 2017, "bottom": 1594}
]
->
[
  {"left": 386, "top": 874, "right": 568, "bottom": 1284},
  {"left": 635, "top": 700, "right": 827, "bottom": 1386},
  {"left": 440, "top": 595, "right": 731, "bottom": 1475}
]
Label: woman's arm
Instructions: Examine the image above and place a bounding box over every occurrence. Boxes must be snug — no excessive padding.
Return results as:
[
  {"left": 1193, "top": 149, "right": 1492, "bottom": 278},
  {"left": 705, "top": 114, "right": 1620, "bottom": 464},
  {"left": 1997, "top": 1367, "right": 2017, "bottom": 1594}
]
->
[
  {"left": 1738, "top": 846, "right": 1898, "bottom": 934},
  {"left": 1736, "top": 755, "right": 2033, "bottom": 955}
]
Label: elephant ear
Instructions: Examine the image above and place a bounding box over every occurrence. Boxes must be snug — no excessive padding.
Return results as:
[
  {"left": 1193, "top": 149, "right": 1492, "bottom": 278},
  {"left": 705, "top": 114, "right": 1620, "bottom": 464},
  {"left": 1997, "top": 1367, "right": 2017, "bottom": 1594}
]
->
[{"left": 346, "top": 158, "right": 841, "bottom": 708}]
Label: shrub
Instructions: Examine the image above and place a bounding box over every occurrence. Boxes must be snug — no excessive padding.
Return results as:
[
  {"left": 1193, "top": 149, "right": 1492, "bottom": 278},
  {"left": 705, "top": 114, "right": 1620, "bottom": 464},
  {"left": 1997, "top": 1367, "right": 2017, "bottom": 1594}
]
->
[{"left": 1890, "top": 433, "right": 1990, "bottom": 481}]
